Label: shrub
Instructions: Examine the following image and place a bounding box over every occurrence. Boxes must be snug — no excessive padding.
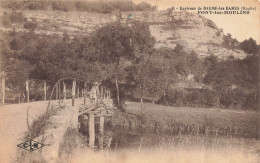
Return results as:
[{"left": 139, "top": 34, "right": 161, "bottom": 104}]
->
[
  {"left": 9, "top": 12, "right": 24, "bottom": 23},
  {"left": 243, "top": 91, "right": 259, "bottom": 110},
  {"left": 216, "top": 31, "right": 221, "bottom": 36},
  {"left": 185, "top": 89, "right": 218, "bottom": 107},
  {"left": 75, "top": 1, "right": 88, "bottom": 11},
  {"left": 25, "top": 1, "right": 49, "bottom": 10},
  {"left": 159, "top": 88, "right": 257, "bottom": 110},
  {"left": 24, "top": 21, "right": 38, "bottom": 30},
  {"left": 157, "top": 89, "right": 188, "bottom": 107},
  {"left": 10, "top": 38, "right": 22, "bottom": 50},
  {"left": 219, "top": 89, "right": 248, "bottom": 109},
  {"left": 51, "top": 1, "right": 74, "bottom": 12},
  {"left": 2, "top": 12, "right": 11, "bottom": 27},
  {"left": 158, "top": 88, "right": 218, "bottom": 108},
  {"left": 136, "top": 1, "right": 154, "bottom": 11},
  {"left": 2, "top": 1, "right": 23, "bottom": 10},
  {"left": 203, "top": 89, "right": 219, "bottom": 107}
]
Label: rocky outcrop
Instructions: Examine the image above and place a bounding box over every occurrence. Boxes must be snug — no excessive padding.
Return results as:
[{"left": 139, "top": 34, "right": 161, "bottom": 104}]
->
[{"left": 1, "top": 9, "right": 248, "bottom": 59}]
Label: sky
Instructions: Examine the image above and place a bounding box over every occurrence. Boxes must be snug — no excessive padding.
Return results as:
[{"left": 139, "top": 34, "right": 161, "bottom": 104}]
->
[{"left": 132, "top": 0, "right": 260, "bottom": 44}]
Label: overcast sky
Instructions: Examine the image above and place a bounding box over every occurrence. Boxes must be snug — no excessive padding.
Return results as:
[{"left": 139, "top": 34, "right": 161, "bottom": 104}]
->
[{"left": 132, "top": 0, "right": 260, "bottom": 43}]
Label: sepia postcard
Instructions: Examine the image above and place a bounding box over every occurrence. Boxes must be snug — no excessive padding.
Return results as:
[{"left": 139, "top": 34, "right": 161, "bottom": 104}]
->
[{"left": 0, "top": 0, "right": 259, "bottom": 162}]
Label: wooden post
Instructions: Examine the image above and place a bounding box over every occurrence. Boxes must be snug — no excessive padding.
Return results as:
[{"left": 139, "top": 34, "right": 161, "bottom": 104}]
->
[
  {"left": 63, "top": 81, "right": 66, "bottom": 100},
  {"left": 108, "top": 90, "right": 110, "bottom": 99},
  {"left": 103, "top": 87, "right": 105, "bottom": 99},
  {"left": 58, "top": 81, "right": 61, "bottom": 109},
  {"left": 18, "top": 94, "right": 21, "bottom": 103},
  {"left": 101, "top": 86, "right": 103, "bottom": 100},
  {"left": 1, "top": 72, "right": 5, "bottom": 106},
  {"left": 88, "top": 114, "right": 95, "bottom": 148},
  {"left": 77, "top": 87, "right": 79, "bottom": 98},
  {"left": 55, "top": 85, "right": 58, "bottom": 100},
  {"left": 26, "top": 80, "right": 29, "bottom": 103},
  {"left": 58, "top": 82, "right": 61, "bottom": 100},
  {"left": 72, "top": 79, "right": 76, "bottom": 106},
  {"left": 43, "top": 81, "right": 47, "bottom": 101},
  {"left": 56, "top": 83, "right": 59, "bottom": 101},
  {"left": 84, "top": 82, "right": 86, "bottom": 105},
  {"left": 99, "top": 116, "right": 104, "bottom": 149}
]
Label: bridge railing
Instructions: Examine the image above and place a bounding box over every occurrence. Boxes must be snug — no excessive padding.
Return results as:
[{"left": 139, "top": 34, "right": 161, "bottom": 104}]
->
[{"left": 0, "top": 72, "right": 112, "bottom": 107}]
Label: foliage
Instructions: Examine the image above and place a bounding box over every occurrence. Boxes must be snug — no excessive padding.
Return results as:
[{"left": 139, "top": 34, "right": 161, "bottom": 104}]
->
[
  {"left": 26, "top": 1, "right": 49, "bottom": 10},
  {"left": 24, "top": 21, "right": 38, "bottom": 30},
  {"left": 1, "top": 1, "right": 156, "bottom": 13},
  {"left": 2, "top": 12, "right": 11, "bottom": 27},
  {"left": 2, "top": 13, "right": 259, "bottom": 111},
  {"left": 204, "top": 53, "right": 259, "bottom": 91},
  {"left": 9, "top": 11, "right": 24, "bottom": 23},
  {"left": 219, "top": 89, "right": 247, "bottom": 109},
  {"left": 157, "top": 87, "right": 258, "bottom": 110},
  {"left": 91, "top": 21, "right": 155, "bottom": 65},
  {"left": 51, "top": 1, "right": 74, "bottom": 12},
  {"left": 155, "top": 46, "right": 205, "bottom": 83},
  {"left": 24, "top": 105, "right": 58, "bottom": 140},
  {"left": 222, "top": 33, "right": 239, "bottom": 49},
  {"left": 136, "top": 1, "right": 155, "bottom": 11},
  {"left": 125, "top": 54, "right": 177, "bottom": 102},
  {"left": 158, "top": 88, "right": 218, "bottom": 108},
  {"left": 240, "top": 37, "right": 260, "bottom": 55},
  {"left": 202, "top": 53, "right": 259, "bottom": 110},
  {"left": 2, "top": 31, "right": 109, "bottom": 88},
  {"left": 244, "top": 90, "right": 259, "bottom": 110},
  {"left": 203, "top": 54, "right": 218, "bottom": 70},
  {"left": 90, "top": 21, "right": 155, "bottom": 107}
]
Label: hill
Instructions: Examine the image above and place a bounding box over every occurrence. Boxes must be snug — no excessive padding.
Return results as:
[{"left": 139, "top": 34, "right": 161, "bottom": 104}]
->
[{"left": 1, "top": 9, "right": 247, "bottom": 59}]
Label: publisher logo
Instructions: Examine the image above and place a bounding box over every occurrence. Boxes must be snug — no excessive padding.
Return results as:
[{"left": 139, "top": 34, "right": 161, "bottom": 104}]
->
[{"left": 17, "top": 140, "right": 44, "bottom": 152}]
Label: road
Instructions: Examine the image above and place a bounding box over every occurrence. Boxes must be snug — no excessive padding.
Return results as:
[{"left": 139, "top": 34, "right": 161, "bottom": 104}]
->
[{"left": 0, "top": 99, "right": 83, "bottom": 163}]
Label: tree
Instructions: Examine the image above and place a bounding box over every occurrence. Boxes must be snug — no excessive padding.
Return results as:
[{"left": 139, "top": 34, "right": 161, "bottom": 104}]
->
[
  {"left": 241, "top": 53, "right": 259, "bottom": 89},
  {"left": 203, "top": 57, "right": 256, "bottom": 92},
  {"left": 186, "top": 51, "right": 205, "bottom": 82},
  {"left": 240, "top": 38, "right": 259, "bottom": 55},
  {"left": 90, "top": 21, "right": 155, "bottom": 107},
  {"left": 203, "top": 54, "right": 218, "bottom": 75},
  {"left": 139, "top": 55, "right": 177, "bottom": 103}
]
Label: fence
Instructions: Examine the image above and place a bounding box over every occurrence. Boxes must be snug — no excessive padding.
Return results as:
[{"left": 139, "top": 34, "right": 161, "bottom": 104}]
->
[{"left": 0, "top": 71, "right": 111, "bottom": 106}]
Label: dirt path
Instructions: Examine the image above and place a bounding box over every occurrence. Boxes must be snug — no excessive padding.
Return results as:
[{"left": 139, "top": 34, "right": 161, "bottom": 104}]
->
[{"left": 0, "top": 99, "right": 84, "bottom": 163}]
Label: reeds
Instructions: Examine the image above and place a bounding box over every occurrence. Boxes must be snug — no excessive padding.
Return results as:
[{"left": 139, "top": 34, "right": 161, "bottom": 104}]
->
[{"left": 109, "top": 111, "right": 258, "bottom": 139}]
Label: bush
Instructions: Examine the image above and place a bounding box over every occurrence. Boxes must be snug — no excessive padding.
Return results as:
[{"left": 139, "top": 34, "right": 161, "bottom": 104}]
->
[
  {"left": 75, "top": 1, "right": 88, "bottom": 11},
  {"left": 9, "top": 12, "right": 24, "bottom": 23},
  {"left": 157, "top": 89, "right": 188, "bottom": 107},
  {"left": 244, "top": 91, "right": 259, "bottom": 110},
  {"left": 24, "top": 21, "right": 38, "bottom": 30},
  {"left": 2, "top": 1, "right": 23, "bottom": 10},
  {"left": 158, "top": 88, "right": 257, "bottom": 110},
  {"left": 51, "top": 1, "right": 75, "bottom": 12},
  {"left": 25, "top": 1, "right": 49, "bottom": 10},
  {"left": 2, "top": 12, "right": 11, "bottom": 27},
  {"left": 158, "top": 88, "right": 218, "bottom": 108},
  {"left": 136, "top": 1, "right": 154, "bottom": 11},
  {"left": 219, "top": 89, "right": 247, "bottom": 109}
]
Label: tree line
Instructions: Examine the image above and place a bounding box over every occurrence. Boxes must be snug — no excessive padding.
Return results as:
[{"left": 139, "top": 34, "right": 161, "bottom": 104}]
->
[
  {"left": 1, "top": 1, "right": 156, "bottom": 13},
  {"left": 2, "top": 21, "right": 259, "bottom": 110}
]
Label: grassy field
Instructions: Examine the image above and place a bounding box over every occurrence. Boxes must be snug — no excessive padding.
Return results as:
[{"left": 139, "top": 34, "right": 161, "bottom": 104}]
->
[{"left": 124, "top": 101, "right": 260, "bottom": 138}]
